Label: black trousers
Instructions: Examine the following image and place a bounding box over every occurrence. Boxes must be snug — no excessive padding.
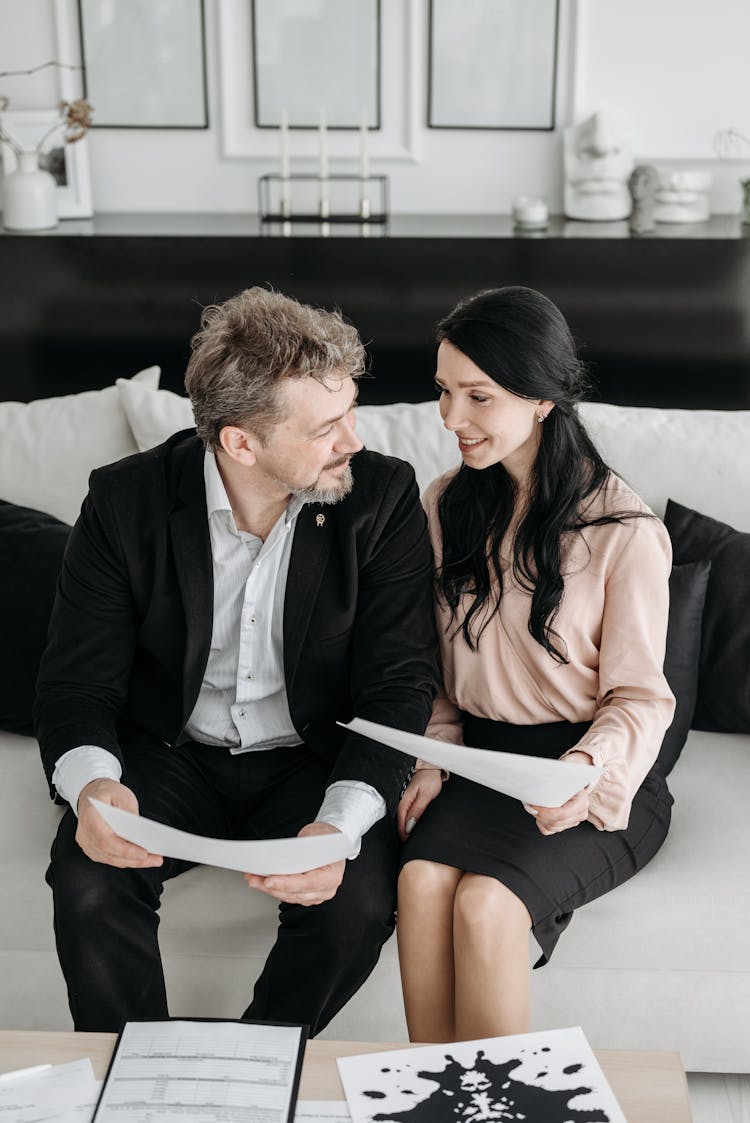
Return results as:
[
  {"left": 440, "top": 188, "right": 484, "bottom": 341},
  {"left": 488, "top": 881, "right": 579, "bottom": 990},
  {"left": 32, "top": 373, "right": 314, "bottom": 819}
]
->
[{"left": 46, "top": 738, "right": 399, "bottom": 1034}]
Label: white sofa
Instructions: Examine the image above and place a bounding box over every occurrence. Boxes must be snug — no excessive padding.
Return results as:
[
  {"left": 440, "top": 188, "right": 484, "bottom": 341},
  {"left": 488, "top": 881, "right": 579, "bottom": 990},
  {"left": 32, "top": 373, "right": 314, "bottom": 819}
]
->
[{"left": 1, "top": 374, "right": 748, "bottom": 1075}]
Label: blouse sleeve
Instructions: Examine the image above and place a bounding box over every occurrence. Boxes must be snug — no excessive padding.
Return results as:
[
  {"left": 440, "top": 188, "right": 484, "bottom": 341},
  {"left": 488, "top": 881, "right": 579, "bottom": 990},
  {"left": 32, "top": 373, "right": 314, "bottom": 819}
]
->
[
  {"left": 424, "top": 685, "right": 465, "bottom": 746},
  {"left": 563, "top": 517, "right": 676, "bottom": 831}
]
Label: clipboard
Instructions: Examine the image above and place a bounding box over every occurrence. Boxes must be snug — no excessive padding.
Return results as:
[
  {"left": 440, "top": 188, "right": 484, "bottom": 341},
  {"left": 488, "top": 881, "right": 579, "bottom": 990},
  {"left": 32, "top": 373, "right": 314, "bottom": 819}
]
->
[{"left": 91, "top": 1017, "right": 308, "bottom": 1122}]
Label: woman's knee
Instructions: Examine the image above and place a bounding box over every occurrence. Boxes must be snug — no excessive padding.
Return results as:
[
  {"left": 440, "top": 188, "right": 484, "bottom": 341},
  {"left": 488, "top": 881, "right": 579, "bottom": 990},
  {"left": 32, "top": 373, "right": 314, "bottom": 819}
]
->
[
  {"left": 398, "top": 860, "right": 462, "bottom": 909},
  {"left": 453, "top": 874, "right": 531, "bottom": 949}
]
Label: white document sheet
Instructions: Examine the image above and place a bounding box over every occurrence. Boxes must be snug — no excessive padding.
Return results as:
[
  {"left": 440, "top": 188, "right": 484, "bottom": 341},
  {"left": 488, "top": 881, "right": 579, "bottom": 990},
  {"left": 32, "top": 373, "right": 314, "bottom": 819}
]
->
[
  {"left": 90, "top": 798, "right": 356, "bottom": 875},
  {"left": 0, "top": 1059, "right": 100, "bottom": 1123},
  {"left": 295, "top": 1102, "right": 351, "bottom": 1122},
  {"left": 338, "top": 1026, "right": 626, "bottom": 1123},
  {"left": 342, "top": 717, "right": 602, "bottom": 807},
  {"left": 92, "top": 1020, "right": 305, "bottom": 1122}
]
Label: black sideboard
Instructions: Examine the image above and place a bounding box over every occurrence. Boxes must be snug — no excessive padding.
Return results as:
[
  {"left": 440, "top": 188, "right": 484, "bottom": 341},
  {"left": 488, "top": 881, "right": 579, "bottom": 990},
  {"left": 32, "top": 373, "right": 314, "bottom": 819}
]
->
[{"left": 2, "top": 213, "right": 749, "bottom": 408}]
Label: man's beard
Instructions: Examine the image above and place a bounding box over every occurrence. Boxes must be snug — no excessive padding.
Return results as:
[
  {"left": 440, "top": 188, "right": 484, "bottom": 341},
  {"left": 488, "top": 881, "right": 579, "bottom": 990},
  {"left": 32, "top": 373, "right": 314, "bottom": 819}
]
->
[
  {"left": 293, "top": 463, "right": 354, "bottom": 505},
  {"left": 271, "top": 457, "right": 354, "bottom": 506}
]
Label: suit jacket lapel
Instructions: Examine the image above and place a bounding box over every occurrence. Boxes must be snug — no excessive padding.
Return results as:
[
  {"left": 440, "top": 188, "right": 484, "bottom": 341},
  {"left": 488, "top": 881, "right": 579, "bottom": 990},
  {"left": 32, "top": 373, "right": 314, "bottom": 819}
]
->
[
  {"left": 285, "top": 504, "right": 333, "bottom": 690},
  {"left": 168, "top": 442, "right": 213, "bottom": 723}
]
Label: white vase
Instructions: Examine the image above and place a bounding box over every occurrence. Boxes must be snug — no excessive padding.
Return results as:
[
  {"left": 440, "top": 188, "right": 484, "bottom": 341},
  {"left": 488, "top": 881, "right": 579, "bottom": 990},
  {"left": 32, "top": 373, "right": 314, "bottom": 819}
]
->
[{"left": 2, "top": 150, "right": 58, "bottom": 231}]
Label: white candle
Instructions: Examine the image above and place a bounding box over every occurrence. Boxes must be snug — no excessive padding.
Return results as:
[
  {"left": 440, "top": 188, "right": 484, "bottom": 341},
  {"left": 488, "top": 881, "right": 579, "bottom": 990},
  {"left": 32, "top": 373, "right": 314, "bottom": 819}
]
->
[
  {"left": 279, "top": 107, "right": 290, "bottom": 217},
  {"left": 318, "top": 108, "right": 328, "bottom": 181},
  {"left": 512, "top": 195, "right": 549, "bottom": 228},
  {"left": 359, "top": 107, "right": 369, "bottom": 181}
]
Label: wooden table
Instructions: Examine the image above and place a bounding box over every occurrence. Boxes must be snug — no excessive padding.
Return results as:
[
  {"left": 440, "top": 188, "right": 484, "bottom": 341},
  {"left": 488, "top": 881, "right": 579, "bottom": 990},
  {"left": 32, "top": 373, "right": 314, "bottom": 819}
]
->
[{"left": 0, "top": 1031, "right": 692, "bottom": 1122}]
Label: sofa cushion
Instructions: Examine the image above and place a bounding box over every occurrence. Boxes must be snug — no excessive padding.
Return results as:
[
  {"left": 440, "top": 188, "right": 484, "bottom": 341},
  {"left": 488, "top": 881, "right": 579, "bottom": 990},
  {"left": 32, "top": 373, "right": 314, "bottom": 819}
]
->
[
  {"left": 0, "top": 367, "right": 160, "bottom": 525},
  {"left": 0, "top": 502, "right": 71, "bottom": 735},
  {"left": 117, "top": 377, "right": 194, "bottom": 454},
  {"left": 654, "top": 560, "right": 711, "bottom": 776},
  {"left": 578, "top": 403, "right": 750, "bottom": 531},
  {"left": 665, "top": 499, "right": 750, "bottom": 733}
]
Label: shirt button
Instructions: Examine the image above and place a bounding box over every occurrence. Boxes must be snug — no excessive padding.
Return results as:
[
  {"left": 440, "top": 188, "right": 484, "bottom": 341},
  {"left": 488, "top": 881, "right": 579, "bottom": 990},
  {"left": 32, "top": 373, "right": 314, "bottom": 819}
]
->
[
  {"left": 238, "top": 709, "right": 246, "bottom": 718},
  {"left": 246, "top": 674, "right": 253, "bottom": 681},
  {"left": 250, "top": 617, "right": 256, "bottom": 624}
]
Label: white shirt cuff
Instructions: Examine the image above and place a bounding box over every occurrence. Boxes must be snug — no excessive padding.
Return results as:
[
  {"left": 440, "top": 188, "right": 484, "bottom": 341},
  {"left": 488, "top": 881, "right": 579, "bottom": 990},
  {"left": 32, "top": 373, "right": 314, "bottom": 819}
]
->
[
  {"left": 316, "top": 780, "right": 387, "bottom": 860},
  {"left": 51, "top": 746, "right": 122, "bottom": 815}
]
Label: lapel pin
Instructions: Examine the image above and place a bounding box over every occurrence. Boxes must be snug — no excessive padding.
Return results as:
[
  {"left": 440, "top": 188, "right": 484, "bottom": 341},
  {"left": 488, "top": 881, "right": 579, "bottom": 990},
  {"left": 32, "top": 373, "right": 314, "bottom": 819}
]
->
[{"left": 316, "top": 513, "right": 325, "bottom": 528}]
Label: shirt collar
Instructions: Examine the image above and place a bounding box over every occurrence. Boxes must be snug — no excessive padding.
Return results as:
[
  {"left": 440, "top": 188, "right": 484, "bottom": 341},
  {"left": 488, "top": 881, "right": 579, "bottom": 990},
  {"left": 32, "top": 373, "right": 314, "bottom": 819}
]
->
[{"left": 203, "top": 450, "right": 303, "bottom": 528}]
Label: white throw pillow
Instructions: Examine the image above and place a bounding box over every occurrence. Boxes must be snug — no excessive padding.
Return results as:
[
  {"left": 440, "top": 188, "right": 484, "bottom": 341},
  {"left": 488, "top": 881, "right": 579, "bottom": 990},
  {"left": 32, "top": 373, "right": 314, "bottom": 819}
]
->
[
  {"left": 0, "top": 367, "right": 160, "bottom": 525},
  {"left": 117, "top": 378, "right": 194, "bottom": 451},
  {"left": 579, "top": 402, "right": 750, "bottom": 531},
  {"left": 356, "top": 401, "right": 458, "bottom": 494}
]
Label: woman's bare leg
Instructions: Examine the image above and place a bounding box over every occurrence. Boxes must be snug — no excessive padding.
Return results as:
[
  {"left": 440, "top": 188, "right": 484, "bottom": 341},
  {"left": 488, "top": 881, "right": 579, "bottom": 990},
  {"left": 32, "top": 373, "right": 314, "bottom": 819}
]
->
[
  {"left": 397, "top": 860, "right": 463, "bottom": 1042},
  {"left": 453, "top": 873, "right": 532, "bottom": 1039}
]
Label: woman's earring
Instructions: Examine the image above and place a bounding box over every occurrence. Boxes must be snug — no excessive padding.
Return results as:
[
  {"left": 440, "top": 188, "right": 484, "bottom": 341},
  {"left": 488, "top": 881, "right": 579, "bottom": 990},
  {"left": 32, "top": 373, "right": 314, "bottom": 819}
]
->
[{"left": 537, "top": 413, "right": 545, "bottom": 423}]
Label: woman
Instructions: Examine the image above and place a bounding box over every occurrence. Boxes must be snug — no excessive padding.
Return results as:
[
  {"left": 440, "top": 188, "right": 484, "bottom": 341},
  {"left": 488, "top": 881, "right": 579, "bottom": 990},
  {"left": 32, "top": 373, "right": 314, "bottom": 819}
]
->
[{"left": 396, "top": 286, "right": 675, "bottom": 1043}]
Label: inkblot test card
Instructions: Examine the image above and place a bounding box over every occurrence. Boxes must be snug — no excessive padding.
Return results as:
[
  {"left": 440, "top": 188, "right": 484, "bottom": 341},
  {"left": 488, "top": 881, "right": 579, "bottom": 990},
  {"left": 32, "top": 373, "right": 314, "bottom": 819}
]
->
[{"left": 337, "top": 1026, "right": 626, "bottom": 1123}]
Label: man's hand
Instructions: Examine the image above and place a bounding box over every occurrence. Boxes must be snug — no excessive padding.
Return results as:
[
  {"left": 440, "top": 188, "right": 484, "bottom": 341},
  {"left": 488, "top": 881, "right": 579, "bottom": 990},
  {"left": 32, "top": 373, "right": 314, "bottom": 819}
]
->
[
  {"left": 396, "top": 768, "right": 444, "bottom": 842},
  {"left": 75, "top": 778, "right": 164, "bottom": 869},
  {"left": 244, "top": 821, "right": 347, "bottom": 906},
  {"left": 523, "top": 749, "right": 593, "bottom": 836}
]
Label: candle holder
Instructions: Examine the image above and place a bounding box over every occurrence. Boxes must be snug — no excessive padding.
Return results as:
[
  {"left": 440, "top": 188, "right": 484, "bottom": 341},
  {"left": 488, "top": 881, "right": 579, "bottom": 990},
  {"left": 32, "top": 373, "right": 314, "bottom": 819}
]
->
[{"left": 258, "top": 174, "right": 389, "bottom": 226}]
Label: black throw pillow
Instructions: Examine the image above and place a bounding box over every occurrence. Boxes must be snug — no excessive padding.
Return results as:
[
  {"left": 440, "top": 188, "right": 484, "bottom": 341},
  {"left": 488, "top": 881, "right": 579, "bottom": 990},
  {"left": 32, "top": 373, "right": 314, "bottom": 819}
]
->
[
  {"left": 664, "top": 498, "right": 750, "bottom": 733},
  {"left": 0, "top": 500, "right": 71, "bottom": 735},
  {"left": 653, "top": 559, "right": 711, "bottom": 776}
]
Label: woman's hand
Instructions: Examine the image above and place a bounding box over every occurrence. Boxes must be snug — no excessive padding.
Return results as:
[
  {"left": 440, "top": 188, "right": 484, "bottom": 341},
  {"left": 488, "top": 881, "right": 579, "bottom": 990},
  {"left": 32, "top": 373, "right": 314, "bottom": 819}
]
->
[
  {"left": 524, "top": 789, "right": 590, "bottom": 835},
  {"left": 523, "top": 749, "right": 593, "bottom": 835},
  {"left": 397, "top": 767, "right": 445, "bottom": 842}
]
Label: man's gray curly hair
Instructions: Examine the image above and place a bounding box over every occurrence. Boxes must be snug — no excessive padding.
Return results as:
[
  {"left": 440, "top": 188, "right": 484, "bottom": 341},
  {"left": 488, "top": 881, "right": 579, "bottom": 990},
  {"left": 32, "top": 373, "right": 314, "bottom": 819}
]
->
[{"left": 185, "top": 287, "right": 366, "bottom": 449}]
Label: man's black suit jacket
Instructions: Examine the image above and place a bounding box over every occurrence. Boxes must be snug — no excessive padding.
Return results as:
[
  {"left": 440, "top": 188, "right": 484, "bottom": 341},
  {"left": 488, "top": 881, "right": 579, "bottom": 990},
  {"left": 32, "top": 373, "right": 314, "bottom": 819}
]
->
[{"left": 35, "top": 431, "right": 439, "bottom": 815}]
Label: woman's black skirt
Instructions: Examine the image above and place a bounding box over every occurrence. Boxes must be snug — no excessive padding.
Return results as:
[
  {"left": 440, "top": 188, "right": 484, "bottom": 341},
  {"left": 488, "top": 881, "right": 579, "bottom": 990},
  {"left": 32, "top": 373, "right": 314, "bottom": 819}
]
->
[{"left": 400, "top": 715, "right": 673, "bottom": 965}]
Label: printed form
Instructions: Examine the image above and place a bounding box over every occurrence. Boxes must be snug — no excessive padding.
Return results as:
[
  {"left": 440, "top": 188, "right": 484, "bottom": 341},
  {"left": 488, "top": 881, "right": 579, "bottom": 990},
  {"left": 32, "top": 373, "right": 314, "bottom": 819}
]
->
[{"left": 92, "top": 1020, "right": 306, "bottom": 1123}]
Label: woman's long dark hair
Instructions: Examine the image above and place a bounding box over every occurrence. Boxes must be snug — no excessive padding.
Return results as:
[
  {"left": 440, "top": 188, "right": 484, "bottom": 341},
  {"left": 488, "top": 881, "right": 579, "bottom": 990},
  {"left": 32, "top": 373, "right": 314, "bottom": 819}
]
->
[{"left": 436, "top": 286, "right": 643, "bottom": 663}]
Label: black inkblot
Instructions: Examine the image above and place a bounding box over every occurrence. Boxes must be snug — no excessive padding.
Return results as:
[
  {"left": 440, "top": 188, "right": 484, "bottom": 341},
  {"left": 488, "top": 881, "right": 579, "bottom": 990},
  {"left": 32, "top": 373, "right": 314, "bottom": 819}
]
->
[
  {"left": 564, "top": 1064, "right": 584, "bottom": 1075},
  {"left": 537, "top": 1071, "right": 548, "bottom": 1078},
  {"left": 364, "top": 1090, "right": 387, "bottom": 1099},
  {"left": 371, "top": 1049, "right": 610, "bottom": 1123}
]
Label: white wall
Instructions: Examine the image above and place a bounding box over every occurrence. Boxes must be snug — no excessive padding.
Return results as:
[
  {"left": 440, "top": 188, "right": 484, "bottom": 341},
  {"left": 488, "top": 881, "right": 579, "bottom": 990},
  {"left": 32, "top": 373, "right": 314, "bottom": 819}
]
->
[{"left": 1, "top": 0, "right": 748, "bottom": 216}]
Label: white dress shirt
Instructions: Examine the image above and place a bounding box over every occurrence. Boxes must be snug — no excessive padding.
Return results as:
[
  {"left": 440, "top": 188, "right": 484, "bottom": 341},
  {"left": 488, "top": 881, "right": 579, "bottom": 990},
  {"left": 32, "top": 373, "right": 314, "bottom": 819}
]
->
[{"left": 52, "top": 451, "right": 385, "bottom": 849}]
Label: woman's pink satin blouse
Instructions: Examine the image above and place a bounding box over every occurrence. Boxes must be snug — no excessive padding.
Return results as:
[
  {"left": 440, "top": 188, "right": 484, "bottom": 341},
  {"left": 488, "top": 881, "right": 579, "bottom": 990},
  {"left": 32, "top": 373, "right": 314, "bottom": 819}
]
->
[{"left": 423, "top": 471, "right": 676, "bottom": 831}]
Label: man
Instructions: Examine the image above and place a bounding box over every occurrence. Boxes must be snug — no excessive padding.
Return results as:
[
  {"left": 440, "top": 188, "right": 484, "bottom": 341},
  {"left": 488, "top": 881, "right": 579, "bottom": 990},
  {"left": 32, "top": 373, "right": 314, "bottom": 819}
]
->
[{"left": 35, "top": 287, "right": 439, "bottom": 1034}]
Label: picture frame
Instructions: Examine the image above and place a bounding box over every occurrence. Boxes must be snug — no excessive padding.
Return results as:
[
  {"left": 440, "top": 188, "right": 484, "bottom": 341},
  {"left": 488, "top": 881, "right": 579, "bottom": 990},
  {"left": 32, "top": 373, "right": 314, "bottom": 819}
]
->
[
  {"left": 218, "top": 0, "right": 420, "bottom": 162},
  {"left": 0, "top": 108, "right": 93, "bottom": 219},
  {"left": 77, "top": 0, "right": 208, "bottom": 128},
  {"left": 428, "top": 0, "right": 559, "bottom": 130},
  {"left": 252, "top": 0, "right": 381, "bottom": 129}
]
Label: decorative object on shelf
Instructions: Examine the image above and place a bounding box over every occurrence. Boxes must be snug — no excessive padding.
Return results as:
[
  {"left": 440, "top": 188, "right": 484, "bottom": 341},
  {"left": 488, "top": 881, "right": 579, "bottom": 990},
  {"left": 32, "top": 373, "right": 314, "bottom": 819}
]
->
[
  {"left": 654, "top": 171, "right": 712, "bottom": 224},
  {"left": 563, "top": 111, "right": 634, "bottom": 221},
  {"left": 628, "top": 164, "right": 659, "bottom": 235},
  {"left": 0, "top": 99, "right": 93, "bottom": 228},
  {"left": 262, "top": 106, "right": 385, "bottom": 229},
  {"left": 428, "top": 0, "right": 558, "bottom": 129},
  {"left": 318, "top": 108, "right": 330, "bottom": 220},
  {"left": 713, "top": 127, "right": 750, "bottom": 224},
  {"left": 1, "top": 150, "right": 56, "bottom": 231},
  {"left": 78, "top": 0, "right": 208, "bottom": 128},
  {"left": 512, "top": 195, "right": 549, "bottom": 231},
  {"left": 252, "top": 0, "right": 380, "bottom": 129},
  {"left": 257, "top": 174, "right": 389, "bottom": 229}
]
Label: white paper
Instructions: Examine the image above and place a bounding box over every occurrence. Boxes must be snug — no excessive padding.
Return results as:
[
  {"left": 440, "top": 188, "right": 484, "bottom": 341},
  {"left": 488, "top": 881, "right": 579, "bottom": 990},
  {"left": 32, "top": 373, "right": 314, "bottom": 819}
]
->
[
  {"left": 343, "top": 718, "right": 602, "bottom": 808},
  {"left": 0, "top": 1059, "right": 99, "bottom": 1123},
  {"left": 93, "top": 1020, "right": 304, "bottom": 1122},
  {"left": 90, "top": 798, "right": 356, "bottom": 875},
  {"left": 338, "top": 1026, "right": 626, "bottom": 1123},
  {"left": 296, "top": 1102, "right": 351, "bottom": 1122}
]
